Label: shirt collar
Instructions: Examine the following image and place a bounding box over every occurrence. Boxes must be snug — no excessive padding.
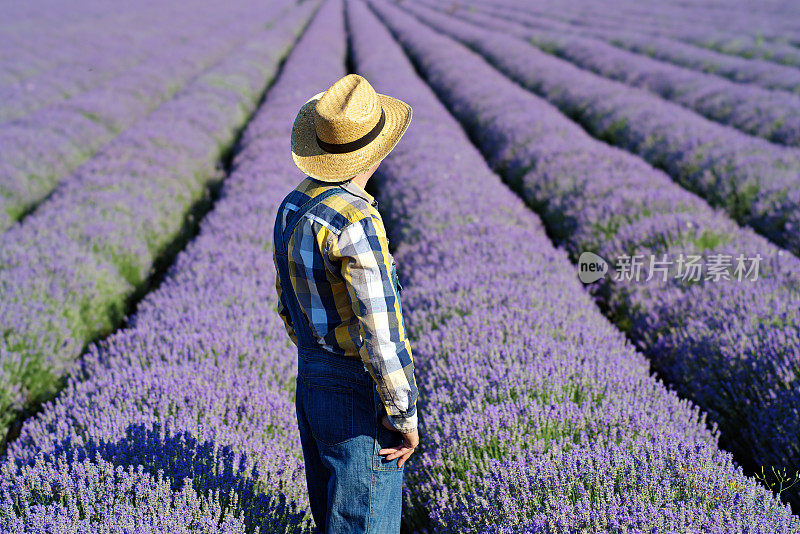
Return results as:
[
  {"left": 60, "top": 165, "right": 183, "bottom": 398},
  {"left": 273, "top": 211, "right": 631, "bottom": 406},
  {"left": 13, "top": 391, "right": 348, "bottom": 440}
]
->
[
  {"left": 338, "top": 178, "right": 377, "bottom": 207},
  {"left": 305, "top": 176, "right": 377, "bottom": 207}
]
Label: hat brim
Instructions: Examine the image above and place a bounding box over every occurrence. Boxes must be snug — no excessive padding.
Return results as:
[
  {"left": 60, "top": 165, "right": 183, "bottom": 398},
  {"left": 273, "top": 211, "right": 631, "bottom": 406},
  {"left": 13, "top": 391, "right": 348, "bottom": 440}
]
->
[{"left": 290, "top": 91, "right": 412, "bottom": 182}]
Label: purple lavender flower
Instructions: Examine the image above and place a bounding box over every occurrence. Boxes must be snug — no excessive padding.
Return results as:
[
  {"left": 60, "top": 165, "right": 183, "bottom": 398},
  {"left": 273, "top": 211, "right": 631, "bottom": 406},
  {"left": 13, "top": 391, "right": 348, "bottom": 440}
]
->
[
  {"left": 2, "top": 0, "right": 346, "bottom": 530},
  {"left": 456, "top": 0, "right": 800, "bottom": 94},
  {"left": 369, "top": 0, "right": 800, "bottom": 513},
  {"left": 466, "top": 0, "right": 800, "bottom": 68},
  {"left": 506, "top": 26, "right": 800, "bottom": 145},
  {"left": 0, "top": 1, "right": 299, "bottom": 231},
  {"left": 0, "top": 1, "right": 267, "bottom": 123},
  {"left": 346, "top": 0, "right": 800, "bottom": 529},
  {"left": 0, "top": 2, "right": 316, "bottom": 436},
  {"left": 410, "top": 2, "right": 800, "bottom": 258}
]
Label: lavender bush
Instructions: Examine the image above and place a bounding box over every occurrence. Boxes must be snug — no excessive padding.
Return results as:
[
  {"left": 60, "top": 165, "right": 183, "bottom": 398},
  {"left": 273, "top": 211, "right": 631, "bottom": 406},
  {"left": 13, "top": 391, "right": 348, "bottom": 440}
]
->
[
  {"left": 477, "top": 18, "right": 800, "bottom": 146},
  {"left": 693, "top": 34, "right": 800, "bottom": 65},
  {"left": 469, "top": 0, "right": 800, "bottom": 42},
  {"left": 0, "top": 1, "right": 294, "bottom": 232},
  {"left": 346, "top": 0, "right": 800, "bottom": 530},
  {"left": 0, "top": 2, "right": 316, "bottom": 438},
  {"left": 371, "top": 0, "right": 800, "bottom": 511},
  {"left": 439, "top": 2, "right": 800, "bottom": 125},
  {"left": 605, "top": 33, "right": 800, "bottom": 94},
  {"left": 472, "top": 0, "right": 800, "bottom": 68},
  {"left": 559, "top": 29, "right": 800, "bottom": 95},
  {"left": 0, "top": 0, "right": 246, "bottom": 123},
  {"left": 0, "top": 1, "right": 160, "bottom": 86},
  {"left": 402, "top": 2, "right": 800, "bottom": 261},
  {"left": 1, "top": 450, "right": 253, "bottom": 533},
  {"left": 1, "top": 0, "right": 347, "bottom": 530}
]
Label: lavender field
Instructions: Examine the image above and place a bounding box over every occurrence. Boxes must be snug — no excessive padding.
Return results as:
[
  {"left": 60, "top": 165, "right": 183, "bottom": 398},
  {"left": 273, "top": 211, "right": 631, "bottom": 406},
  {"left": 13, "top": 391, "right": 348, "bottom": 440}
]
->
[{"left": 1, "top": 0, "right": 799, "bottom": 531}]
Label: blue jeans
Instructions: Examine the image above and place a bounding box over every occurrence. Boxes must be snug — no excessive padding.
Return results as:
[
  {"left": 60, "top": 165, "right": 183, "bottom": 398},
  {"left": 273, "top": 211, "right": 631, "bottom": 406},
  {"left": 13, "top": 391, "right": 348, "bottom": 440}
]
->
[{"left": 296, "top": 348, "right": 405, "bottom": 533}]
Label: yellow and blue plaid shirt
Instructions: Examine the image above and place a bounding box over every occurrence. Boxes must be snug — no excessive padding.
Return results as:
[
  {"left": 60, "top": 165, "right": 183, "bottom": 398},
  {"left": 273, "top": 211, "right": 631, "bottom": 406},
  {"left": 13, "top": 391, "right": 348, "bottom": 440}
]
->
[{"left": 272, "top": 176, "right": 418, "bottom": 432}]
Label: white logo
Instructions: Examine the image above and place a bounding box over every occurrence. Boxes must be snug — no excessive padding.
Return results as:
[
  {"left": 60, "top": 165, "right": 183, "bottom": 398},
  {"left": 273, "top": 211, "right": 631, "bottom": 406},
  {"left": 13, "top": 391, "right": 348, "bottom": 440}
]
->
[{"left": 578, "top": 252, "right": 609, "bottom": 284}]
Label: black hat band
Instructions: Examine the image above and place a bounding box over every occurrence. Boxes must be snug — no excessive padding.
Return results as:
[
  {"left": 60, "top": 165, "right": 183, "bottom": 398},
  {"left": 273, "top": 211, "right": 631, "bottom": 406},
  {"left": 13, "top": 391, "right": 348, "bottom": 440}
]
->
[{"left": 316, "top": 108, "right": 386, "bottom": 154}]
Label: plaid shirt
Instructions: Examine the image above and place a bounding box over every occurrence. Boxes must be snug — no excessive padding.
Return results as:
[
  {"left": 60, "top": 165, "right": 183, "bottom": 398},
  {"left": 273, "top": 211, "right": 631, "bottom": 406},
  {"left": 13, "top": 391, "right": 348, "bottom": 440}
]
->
[{"left": 273, "top": 176, "right": 418, "bottom": 432}]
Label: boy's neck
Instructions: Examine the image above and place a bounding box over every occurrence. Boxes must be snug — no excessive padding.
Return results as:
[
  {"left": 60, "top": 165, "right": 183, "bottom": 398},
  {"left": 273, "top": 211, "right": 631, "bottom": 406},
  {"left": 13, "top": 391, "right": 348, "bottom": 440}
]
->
[{"left": 351, "top": 173, "right": 369, "bottom": 191}]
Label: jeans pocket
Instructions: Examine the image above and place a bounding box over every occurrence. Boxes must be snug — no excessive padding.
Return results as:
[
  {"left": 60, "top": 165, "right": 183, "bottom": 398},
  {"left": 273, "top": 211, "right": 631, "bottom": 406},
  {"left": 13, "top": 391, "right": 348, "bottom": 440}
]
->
[
  {"left": 306, "top": 379, "right": 356, "bottom": 447},
  {"left": 374, "top": 409, "right": 406, "bottom": 471}
]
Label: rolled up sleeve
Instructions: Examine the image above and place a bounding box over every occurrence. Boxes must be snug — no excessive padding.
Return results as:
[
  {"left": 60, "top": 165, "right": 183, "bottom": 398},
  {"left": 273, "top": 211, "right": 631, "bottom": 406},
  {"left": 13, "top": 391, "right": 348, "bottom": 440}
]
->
[{"left": 328, "top": 214, "right": 419, "bottom": 433}]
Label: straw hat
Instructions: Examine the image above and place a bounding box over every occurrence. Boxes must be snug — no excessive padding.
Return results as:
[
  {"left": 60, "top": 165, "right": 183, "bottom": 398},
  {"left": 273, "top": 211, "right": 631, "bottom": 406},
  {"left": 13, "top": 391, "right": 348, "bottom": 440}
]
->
[{"left": 291, "top": 74, "right": 412, "bottom": 182}]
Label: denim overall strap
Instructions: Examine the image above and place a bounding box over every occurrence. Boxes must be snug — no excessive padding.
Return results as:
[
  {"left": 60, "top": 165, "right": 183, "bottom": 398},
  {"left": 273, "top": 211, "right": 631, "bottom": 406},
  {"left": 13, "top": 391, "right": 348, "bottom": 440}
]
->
[{"left": 273, "top": 187, "right": 343, "bottom": 351}]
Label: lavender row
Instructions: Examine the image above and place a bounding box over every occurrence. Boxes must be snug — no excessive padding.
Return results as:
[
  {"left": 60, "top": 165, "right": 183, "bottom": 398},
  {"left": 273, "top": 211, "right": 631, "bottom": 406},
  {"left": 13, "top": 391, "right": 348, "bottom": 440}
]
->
[
  {"left": 0, "top": 0, "right": 265, "bottom": 123},
  {"left": 0, "top": 0, "right": 162, "bottom": 85},
  {"left": 416, "top": 2, "right": 800, "bottom": 258},
  {"left": 602, "top": 33, "right": 800, "bottom": 94},
  {"left": 0, "top": 3, "right": 288, "bottom": 232},
  {"left": 483, "top": 0, "right": 800, "bottom": 52},
  {"left": 502, "top": 0, "right": 800, "bottom": 39},
  {"left": 381, "top": 1, "right": 800, "bottom": 511},
  {"left": 695, "top": 34, "right": 800, "bottom": 65},
  {"left": 582, "top": 3, "right": 800, "bottom": 64},
  {"left": 441, "top": 4, "right": 800, "bottom": 146},
  {"left": 0, "top": 0, "right": 348, "bottom": 530},
  {"left": 467, "top": 0, "right": 800, "bottom": 96},
  {"left": 0, "top": 2, "right": 315, "bottom": 439},
  {"left": 479, "top": 0, "right": 800, "bottom": 68},
  {"left": 348, "top": 0, "right": 799, "bottom": 530}
]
